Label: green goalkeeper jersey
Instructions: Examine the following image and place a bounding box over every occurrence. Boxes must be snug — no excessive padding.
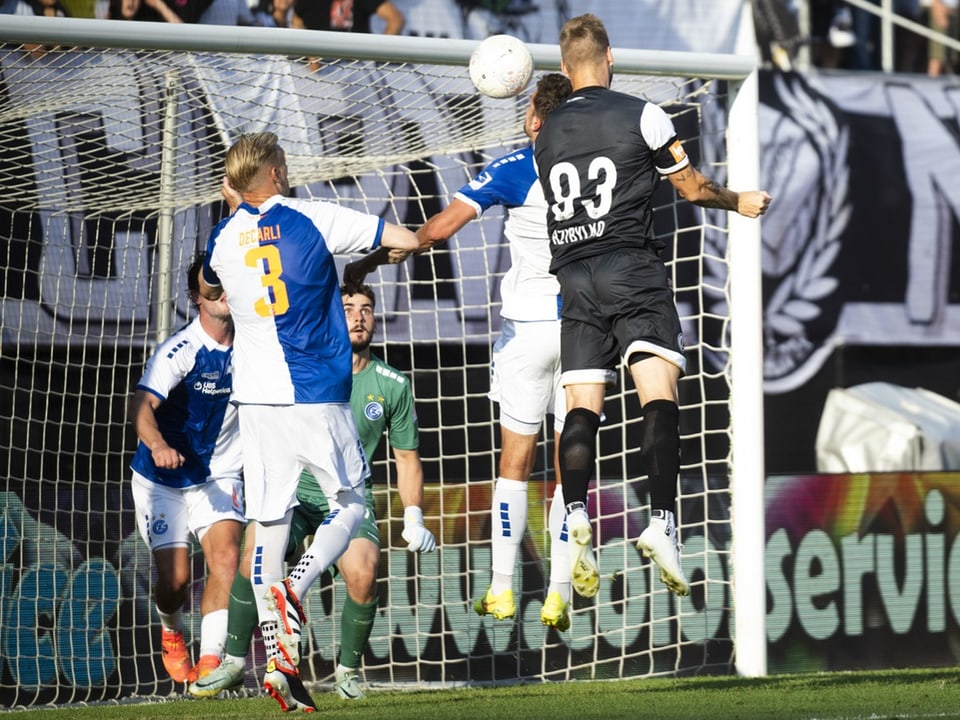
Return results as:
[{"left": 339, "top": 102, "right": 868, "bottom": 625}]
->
[{"left": 296, "top": 355, "right": 419, "bottom": 507}]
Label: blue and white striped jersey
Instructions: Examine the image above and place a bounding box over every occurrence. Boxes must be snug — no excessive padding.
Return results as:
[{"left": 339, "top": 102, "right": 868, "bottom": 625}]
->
[
  {"left": 454, "top": 145, "right": 561, "bottom": 323},
  {"left": 130, "top": 316, "right": 240, "bottom": 489},
  {"left": 203, "top": 195, "right": 384, "bottom": 405}
]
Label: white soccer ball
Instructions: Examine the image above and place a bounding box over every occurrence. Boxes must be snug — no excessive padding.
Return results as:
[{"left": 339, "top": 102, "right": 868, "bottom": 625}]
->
[{"left": 468, "top": 34, "right": 534, "bottom": 99}]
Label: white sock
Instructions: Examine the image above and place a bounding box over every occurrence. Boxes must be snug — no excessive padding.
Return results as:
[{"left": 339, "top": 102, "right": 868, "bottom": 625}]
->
[
  {"left": 260, "top": 620, "right": 279, "bottom": 664},
  {"left": 489, "top": 478, "right": 528, "bottom": 590},
  {"left": 287, "top": 490, "right": 366, "bottom": 600},
  {"left": 250, "top": 516, "right": 293, "bottom": 622},
  {"left": 548, "top": 484, "right": 571, "bottom": 602},
  {"left": 490, "top": 571, "right": 513, "bottom": 595},
  {"left": 651, "top": 508, "right": 677, "bottom": 533},
  {"left": 156, "top": 607, "right": 182, "bottom": 633},
  {"left": 199, "top": 608, "right": 228, "bottom": 658},
  {"left": 223, "top": 653, "right": 246, "bottom": 667}
]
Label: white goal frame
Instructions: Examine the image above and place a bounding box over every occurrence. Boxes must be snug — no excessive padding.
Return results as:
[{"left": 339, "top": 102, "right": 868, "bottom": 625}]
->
[{"left": 0, "top": 14, "right": 765, "bottom": 703}]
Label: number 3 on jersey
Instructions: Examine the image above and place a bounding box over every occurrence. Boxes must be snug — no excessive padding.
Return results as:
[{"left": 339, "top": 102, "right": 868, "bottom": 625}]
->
[
  {"left": 547, "top": 157, "right": 616, "bottom": 221},
  {"left": 245, "top": 245, "right": 290, "bottom": 317}
]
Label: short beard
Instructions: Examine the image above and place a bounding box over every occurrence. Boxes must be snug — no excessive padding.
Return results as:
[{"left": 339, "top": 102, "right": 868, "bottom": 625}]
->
[{"left": 351, "top": 337, "right": 372, "bottom": 353}]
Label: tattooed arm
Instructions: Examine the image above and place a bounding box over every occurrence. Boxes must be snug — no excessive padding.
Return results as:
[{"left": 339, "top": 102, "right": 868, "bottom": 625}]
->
[{"left": 667, "top": 165, "right": 771, "bottom": 218}]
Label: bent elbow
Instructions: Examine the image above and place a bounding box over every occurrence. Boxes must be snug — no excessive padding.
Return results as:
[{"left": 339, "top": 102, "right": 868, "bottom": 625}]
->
[{"left": 420, "top": 222, "right": 455, "bottom": 249}]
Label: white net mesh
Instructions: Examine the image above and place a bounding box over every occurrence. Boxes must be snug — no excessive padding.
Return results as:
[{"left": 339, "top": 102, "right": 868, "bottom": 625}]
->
[{"left": 0, "top": 26, "right": 741, "bottom": 706}]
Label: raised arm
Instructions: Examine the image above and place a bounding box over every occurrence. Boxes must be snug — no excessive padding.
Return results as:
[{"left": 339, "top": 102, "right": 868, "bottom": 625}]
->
[
  {"left": 343, "top": 200, "right": 476, "bottom": 287},
  {"left": 417, "top": 198, "right": 477, "bottom": 250},
  {"left": 666, "top": 165, "right": 771, "bottom": 218},
  {"left": 197, "top": 260, "right": 223, "bottom": 301},
  {"left": 381, "top": 221, "right": 419, "bottom": 252},
  {"left": 343, "top": 221, "right": 418, "bottom": 288},
  {"left": 343, "top": 246, "right": 392, "bottom": 289},
  {"left": 375, "top": 0, "right": 405, "bottom": 35},
  {"left": 143, "top": 0, "right": 183, "bottom": 23}
]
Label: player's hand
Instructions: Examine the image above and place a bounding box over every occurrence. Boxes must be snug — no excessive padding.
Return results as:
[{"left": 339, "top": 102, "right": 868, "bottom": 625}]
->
[
  {"left": 737, "top": 190, "right": 772, "bottom": 218},
  {"left": 401, "top": 506, "right": 436, "bottom": 553},
  {"left": 220, "top": 175, "right": 242, "bottom": 213},
  {"left": 342, "top": 261, "right": 367, "bottom": 291},
  {"left": 151, "top": 444, "right": 185, "bottom": 469},
  {"left": 387, "top": 248, "right": 412, "bottom": 264}
]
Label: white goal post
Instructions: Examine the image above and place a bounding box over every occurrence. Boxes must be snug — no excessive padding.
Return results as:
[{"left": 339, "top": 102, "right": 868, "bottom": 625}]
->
[{"left": 0, "top": 15, "right": 764, "bottom": 707}]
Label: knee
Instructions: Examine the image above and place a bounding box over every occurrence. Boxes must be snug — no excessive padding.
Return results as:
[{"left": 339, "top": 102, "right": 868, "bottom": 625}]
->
[
  {"left": 159, "top": 566, "right": 191, "bottom": 597},
  {"left": 343, "top": 566, "right": 378, "bottom": 603},
  {"left": 339, "top": 542, "right": 379, "bottom": 602},
  {"left": 327, "top": 492, "right": 367, "bottom": 534},
  {"left": 206, "top": 545, "right": 241, "bottom": 579},
  {"left": 559, "top": 408, "right": 601, "bottom": 466}
]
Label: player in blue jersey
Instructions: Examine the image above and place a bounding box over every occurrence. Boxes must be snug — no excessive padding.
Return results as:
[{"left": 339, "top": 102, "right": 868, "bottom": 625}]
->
[
  {"left": 128, "top": 252, "right": 244, "bottom": 686},
  {"left": 345, "top": 73, "right": 576, "bottom": 632},
  {"left": 534, "top": 14, "right": 771, "bottom": 600},
  {"left": 189, "top": 283, "right": 434, "bottom": 704},
  {"left": 199, "top": 131, "right": 419, "bottom": 713}
]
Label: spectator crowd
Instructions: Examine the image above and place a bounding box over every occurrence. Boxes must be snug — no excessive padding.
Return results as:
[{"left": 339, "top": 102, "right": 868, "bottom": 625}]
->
[
  {"left": 757, "top": 0, "right": 958, "bottom": 75},
  {"left": 2, "top": 1, "right": 957, "bottom": 75},
  {"left": 0, "top": 0, "right": 406, "bottom": 33}
]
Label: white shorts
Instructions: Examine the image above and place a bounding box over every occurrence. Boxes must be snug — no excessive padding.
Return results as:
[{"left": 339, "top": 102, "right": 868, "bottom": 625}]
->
[
  {"left": 489, "top": 318, "right": 565, "bottom": 435},
  {"left": 239, "top": 403, "right": 369, "bottom": 523},
  {"left": 131, "top": 472, "right": 245, "bottom": 551}
]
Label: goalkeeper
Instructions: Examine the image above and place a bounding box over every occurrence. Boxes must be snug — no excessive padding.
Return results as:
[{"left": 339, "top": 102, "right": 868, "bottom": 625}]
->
[{"left": 190, "top": 282, "right": 434, "bottom": 704}]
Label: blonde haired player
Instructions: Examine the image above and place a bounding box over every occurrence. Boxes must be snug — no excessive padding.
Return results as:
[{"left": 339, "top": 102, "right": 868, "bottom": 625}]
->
[
  {"left": 200, "top": 131, "right": 419, "bottom": 712},
  {"left": 535, "top": 14, "right": 770, "bottom": 600},
  {"left": 190, "top": 283, "right": 434, "bottom": 703}
]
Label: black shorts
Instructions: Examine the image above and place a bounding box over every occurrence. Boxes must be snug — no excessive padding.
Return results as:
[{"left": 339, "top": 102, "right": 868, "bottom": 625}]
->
[{"left": 556, "top": 247, "right": 686, "bottom": 378}]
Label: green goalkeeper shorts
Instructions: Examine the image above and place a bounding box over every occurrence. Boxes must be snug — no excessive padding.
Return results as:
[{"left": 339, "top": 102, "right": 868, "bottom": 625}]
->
[{"left": 286, "top": 484, "right": 380, "bottom": 571}]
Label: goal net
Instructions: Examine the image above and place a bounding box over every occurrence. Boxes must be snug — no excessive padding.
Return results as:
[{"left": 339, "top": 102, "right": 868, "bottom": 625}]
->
[{"left": 0, "top": 17, "right": 762, "bottom": 707}]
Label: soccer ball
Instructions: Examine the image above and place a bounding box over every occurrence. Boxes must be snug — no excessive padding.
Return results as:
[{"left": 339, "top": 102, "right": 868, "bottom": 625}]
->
[{"left": 468, "top": 34, "right": 534, "bottom": 99}]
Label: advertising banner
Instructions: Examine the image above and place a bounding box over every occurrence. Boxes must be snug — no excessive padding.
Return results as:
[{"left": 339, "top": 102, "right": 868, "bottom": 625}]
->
[{"left": 766, "top": 473, "right": 960, "bottom": 672}]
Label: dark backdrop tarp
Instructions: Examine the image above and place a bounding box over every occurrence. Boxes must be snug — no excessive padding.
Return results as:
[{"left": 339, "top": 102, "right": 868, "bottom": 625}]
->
[{"left": 760, "top": 71, "right": 960, "bottom": 471}]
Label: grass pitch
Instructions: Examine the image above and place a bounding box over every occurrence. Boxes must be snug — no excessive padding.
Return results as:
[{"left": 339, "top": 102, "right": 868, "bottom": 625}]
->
[{"left": 7, "top": 667, "right": 960, "bottom": 719}]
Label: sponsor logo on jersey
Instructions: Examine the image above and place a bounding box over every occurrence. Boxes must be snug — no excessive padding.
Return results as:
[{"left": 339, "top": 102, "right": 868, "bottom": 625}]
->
[
  {"left": 193, "top": 379, "right": 232, "bottom": 396},
  {"left": 232, "top": 484, "right": 243, "bottom": 514},
  {"left": 468, "top": 171, "right": 493, "bottom": 190}
]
